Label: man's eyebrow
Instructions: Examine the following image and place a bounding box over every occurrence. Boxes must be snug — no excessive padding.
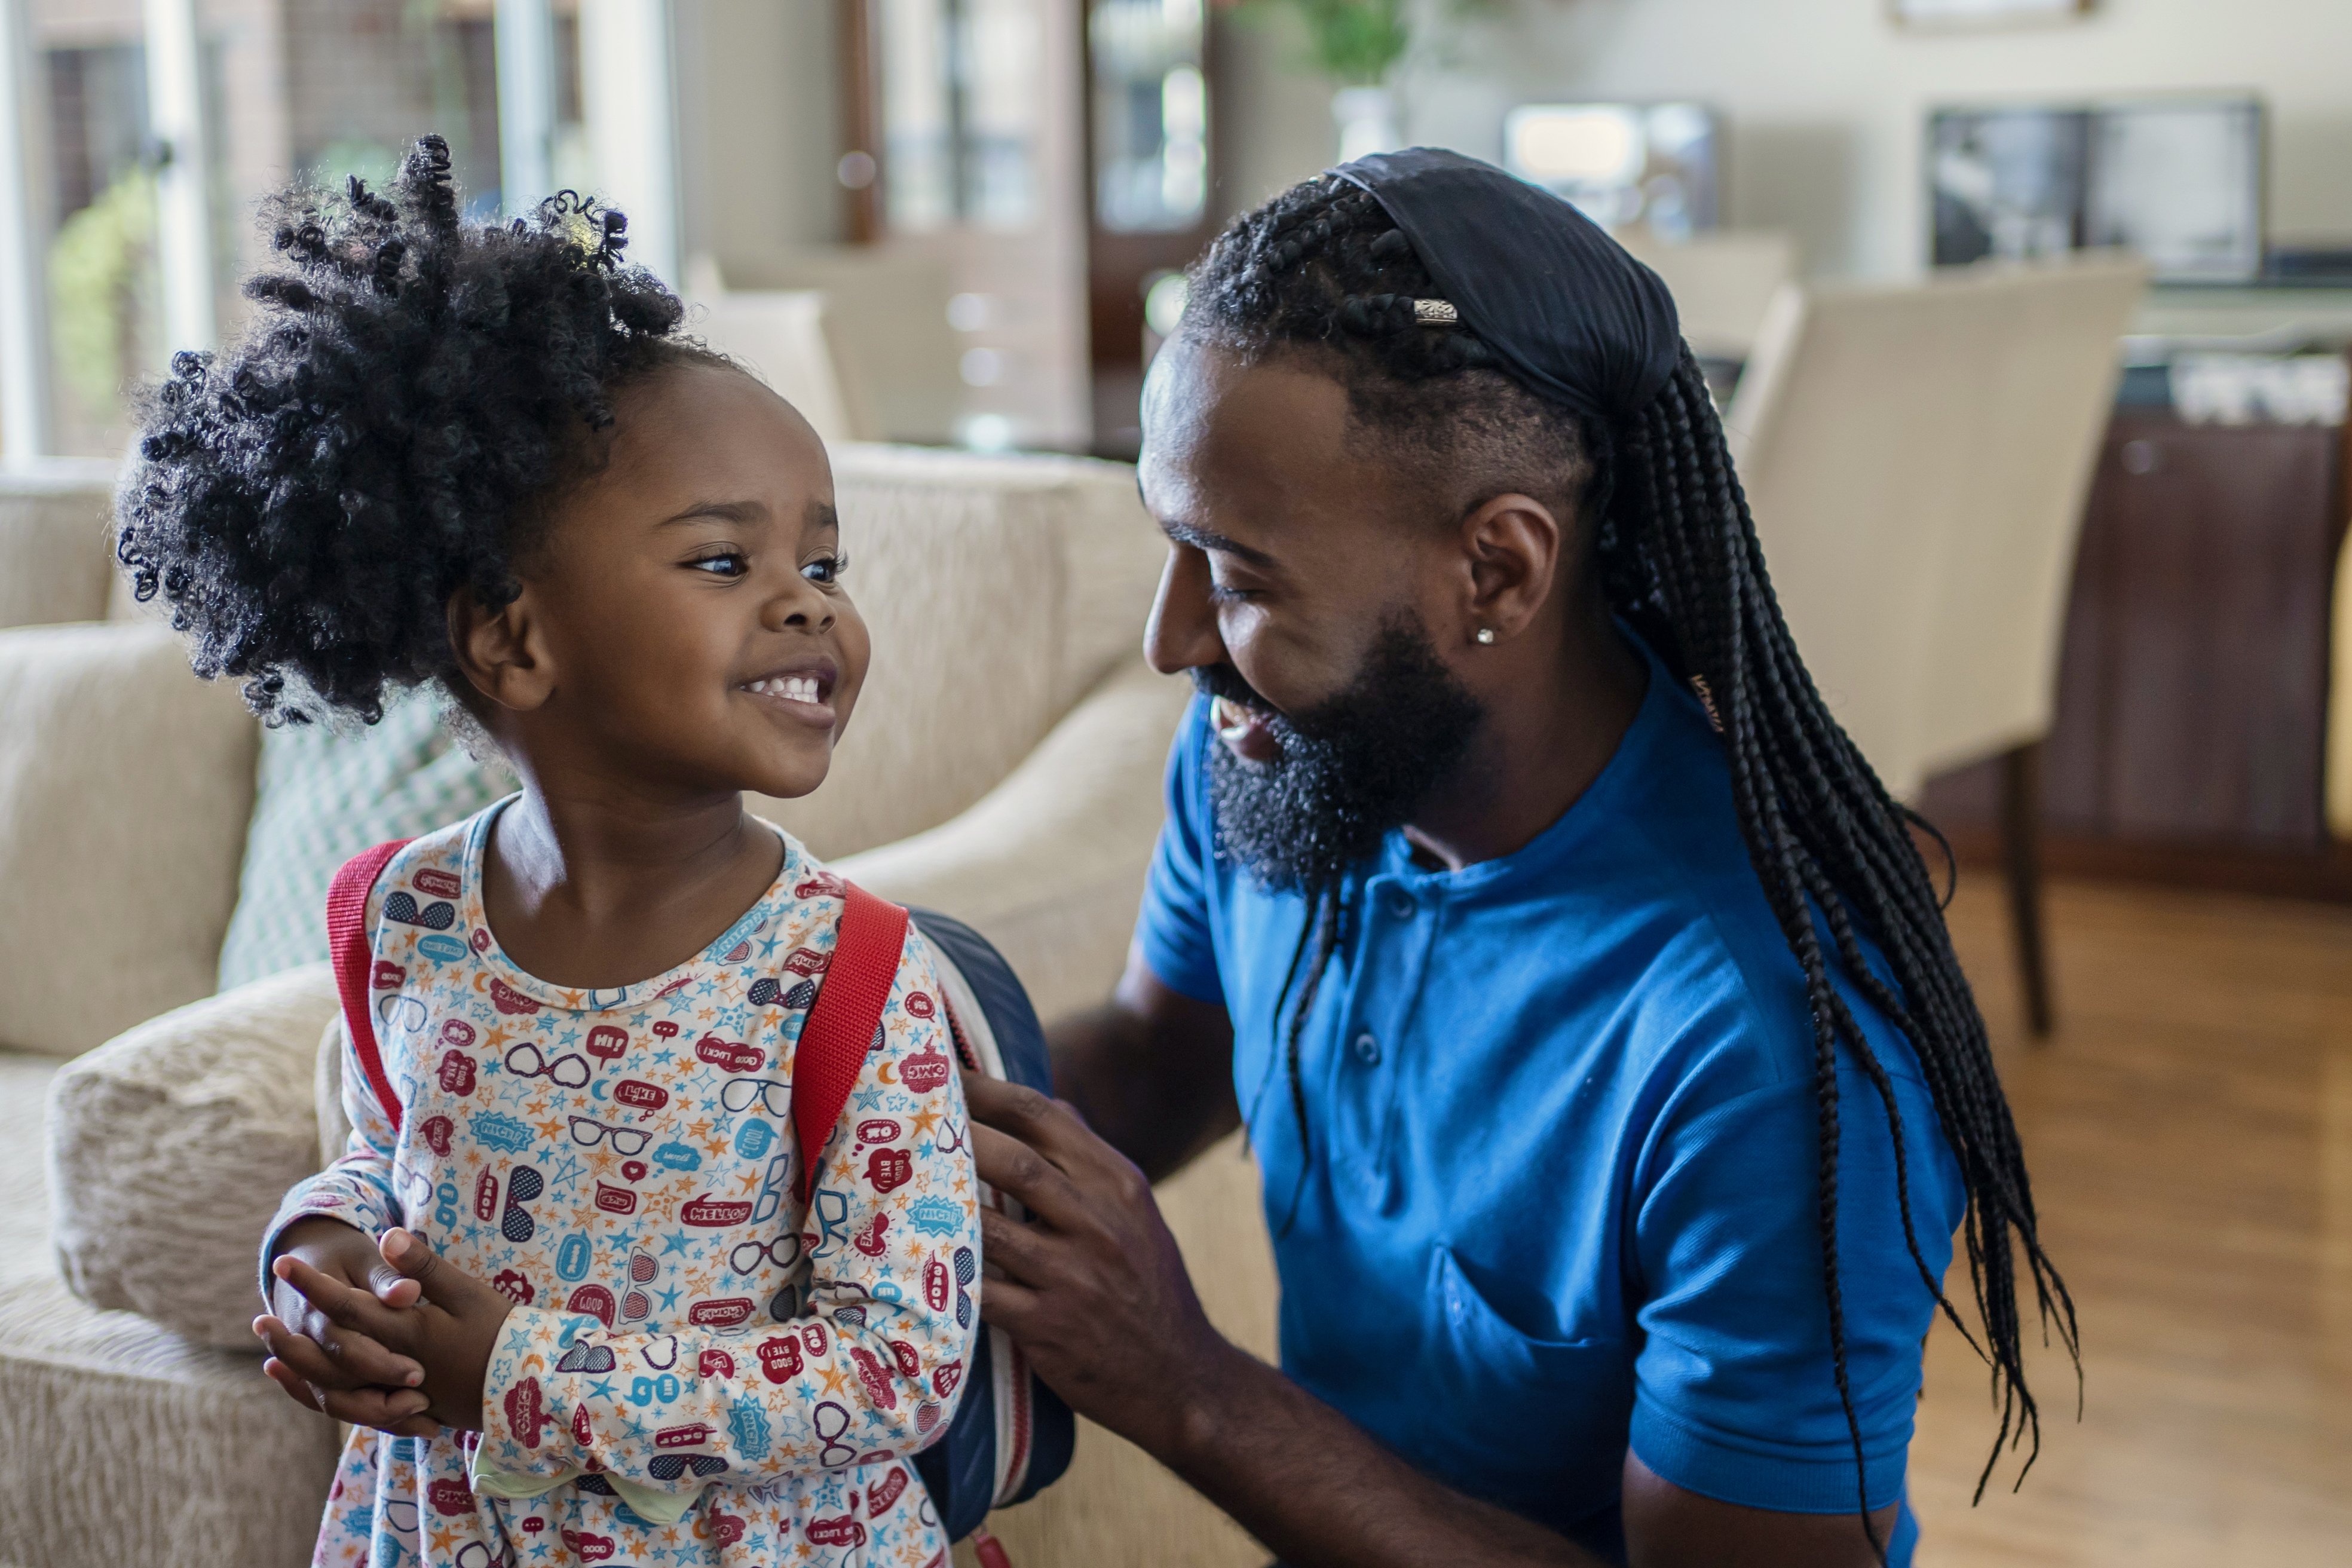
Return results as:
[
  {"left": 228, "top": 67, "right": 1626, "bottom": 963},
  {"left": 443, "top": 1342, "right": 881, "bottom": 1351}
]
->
[{"left": 1159, "top": 517, "right": 1276, "bottom": 569}]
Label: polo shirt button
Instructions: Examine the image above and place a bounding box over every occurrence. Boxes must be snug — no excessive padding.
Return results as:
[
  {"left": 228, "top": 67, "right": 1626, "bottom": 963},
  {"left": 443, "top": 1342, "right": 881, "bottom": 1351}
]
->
[
  {"left": 1385, "top": 888, "right": 1417, "bottom": 918},
  {"left": 1352, "top": 1031, "right": 1382, "bottom": 1065}
]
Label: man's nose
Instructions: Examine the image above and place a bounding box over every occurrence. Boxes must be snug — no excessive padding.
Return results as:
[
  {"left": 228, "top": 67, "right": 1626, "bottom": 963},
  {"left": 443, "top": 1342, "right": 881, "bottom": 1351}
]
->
[{"left": 1143, "top": 544, "right": 1223, "bottom": 676}]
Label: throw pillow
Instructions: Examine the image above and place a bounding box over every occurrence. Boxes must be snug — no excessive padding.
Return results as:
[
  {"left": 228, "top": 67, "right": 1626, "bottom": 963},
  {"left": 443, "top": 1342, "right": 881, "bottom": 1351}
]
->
[{"left": 215, "top": 692, "right": 508, "bottom": 990}]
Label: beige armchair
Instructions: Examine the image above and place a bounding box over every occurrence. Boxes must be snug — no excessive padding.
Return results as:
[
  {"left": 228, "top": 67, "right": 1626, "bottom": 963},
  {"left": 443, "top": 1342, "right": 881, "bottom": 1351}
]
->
[
  {"left": 1723, "top": 255, "right": 2149, "bottom": 1032},
  {"left": 1, "top": 448, "right": 1281, "bottom": 1568}
]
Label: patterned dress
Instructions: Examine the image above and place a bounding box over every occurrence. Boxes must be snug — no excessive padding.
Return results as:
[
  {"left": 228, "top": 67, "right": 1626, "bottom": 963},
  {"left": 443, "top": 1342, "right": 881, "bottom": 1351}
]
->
[{"left": 264, "top": 804, "right": 981, "bottom": 1568}]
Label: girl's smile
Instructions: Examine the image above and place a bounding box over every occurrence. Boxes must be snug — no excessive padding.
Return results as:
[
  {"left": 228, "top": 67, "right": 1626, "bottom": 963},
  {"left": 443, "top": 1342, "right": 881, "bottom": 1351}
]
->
[{"left": 739, "top": 659, "right": 840, "bottom": 729}]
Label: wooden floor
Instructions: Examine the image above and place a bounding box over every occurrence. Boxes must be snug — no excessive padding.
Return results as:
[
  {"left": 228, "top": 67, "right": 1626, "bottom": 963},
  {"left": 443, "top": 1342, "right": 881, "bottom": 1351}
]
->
[{"left": 1905, "top": 874, "right": 2352, "bottom": 1564}]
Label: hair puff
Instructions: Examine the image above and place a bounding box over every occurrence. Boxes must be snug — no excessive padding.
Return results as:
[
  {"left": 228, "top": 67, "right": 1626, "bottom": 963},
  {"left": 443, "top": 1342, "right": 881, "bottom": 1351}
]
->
[{"left": 117, "top": 134, "right": 724, "bottom": 724}]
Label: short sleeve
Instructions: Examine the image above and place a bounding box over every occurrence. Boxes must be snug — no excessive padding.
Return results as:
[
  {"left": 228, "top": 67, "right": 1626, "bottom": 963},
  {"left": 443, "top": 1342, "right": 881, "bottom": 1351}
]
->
[
  {"left": 1627, "top": 1030, "right": 1965, "bottom": 1513},
  {"left": 1133, "top": 697, "right": 1225, "bottom": 1006}
]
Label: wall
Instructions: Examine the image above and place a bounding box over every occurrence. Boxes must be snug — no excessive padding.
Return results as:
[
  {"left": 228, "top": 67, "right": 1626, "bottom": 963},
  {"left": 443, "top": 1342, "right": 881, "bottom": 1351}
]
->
[
  {"left": 1224, "top": 0, "right": 2352, "bottom": 278},
  {"left": 674, "top": 0, "right": 846, "bottom": 258}
]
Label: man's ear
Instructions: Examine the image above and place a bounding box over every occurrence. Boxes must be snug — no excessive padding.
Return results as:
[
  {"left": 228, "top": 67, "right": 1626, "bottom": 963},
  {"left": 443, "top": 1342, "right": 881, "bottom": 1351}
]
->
[
  {"left": 1455, "top": 492, "right": 1564, "bottom": 647},
  {"left": 446, "top": 582, "right": 556, "bottom": 713}
]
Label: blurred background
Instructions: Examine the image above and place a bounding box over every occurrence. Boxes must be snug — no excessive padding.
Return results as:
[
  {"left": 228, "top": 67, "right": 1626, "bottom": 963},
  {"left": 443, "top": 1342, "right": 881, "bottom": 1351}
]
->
[{"left": 1, "top": 1, "right": 2349, "bottom": 1565}]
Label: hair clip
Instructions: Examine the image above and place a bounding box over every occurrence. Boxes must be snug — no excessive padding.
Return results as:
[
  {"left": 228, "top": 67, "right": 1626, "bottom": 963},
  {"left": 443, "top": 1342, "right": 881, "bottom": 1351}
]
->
[{"left": 1413, "top": 298, "right": 1460, "bottom": 326}]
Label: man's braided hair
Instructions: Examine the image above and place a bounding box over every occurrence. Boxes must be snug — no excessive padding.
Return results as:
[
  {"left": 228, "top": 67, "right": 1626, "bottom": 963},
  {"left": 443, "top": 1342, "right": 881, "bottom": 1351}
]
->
[{"left": 1186, "top": 172, "right": 2074, "bottom": 1530}]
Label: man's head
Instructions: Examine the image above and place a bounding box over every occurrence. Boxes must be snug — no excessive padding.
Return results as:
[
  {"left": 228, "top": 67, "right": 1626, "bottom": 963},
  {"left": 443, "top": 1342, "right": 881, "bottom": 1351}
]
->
[{"left": 1136, "top": 176, "right": 1605, "bottom": 891}]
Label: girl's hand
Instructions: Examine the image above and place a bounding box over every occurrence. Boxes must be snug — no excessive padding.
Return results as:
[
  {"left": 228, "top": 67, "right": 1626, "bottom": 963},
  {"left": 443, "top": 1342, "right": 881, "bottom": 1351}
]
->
[
  {"left": 372, "top": 1228, "right": 516, "bottom": 1433},
  {"left": 255, "top": 1215, "right": 435, "bottom": 1435},
  {"left": 265, "top": 1228, "right": 516, "bottom": 1436}
]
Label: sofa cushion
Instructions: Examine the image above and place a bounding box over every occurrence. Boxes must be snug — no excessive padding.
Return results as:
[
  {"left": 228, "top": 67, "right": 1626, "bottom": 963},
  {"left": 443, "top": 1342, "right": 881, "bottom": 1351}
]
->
[
  {"left": 829, "top": 445, "right": 1165, "bottom": 712},
  {"left": 0, "top": 623, "right": 259, "bottom": 1056},
  {"left": 839, "top": 657, "right": 1190, "bottom": 1024},
  {"left": 1, "top": 1048, "right": 338, "bottom": 1568},
  {"left": 0, "top": 464, "right": 117, "bottom": 632},
  {"left": 215, "top": 693, "right": 508, "bottom": 990},
  {"left": 47, "top": 964, "right": 338, "bottom": 1350}
]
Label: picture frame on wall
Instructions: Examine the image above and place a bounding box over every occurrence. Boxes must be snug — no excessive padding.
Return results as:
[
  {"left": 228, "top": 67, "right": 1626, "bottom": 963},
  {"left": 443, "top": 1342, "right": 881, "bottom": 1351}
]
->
[
  {"left": 1927, "top": 95, "right": 2264, "bottom": 283},
  {"left": 1892, "top": 0, "right": 2090, "bottom": 27}
]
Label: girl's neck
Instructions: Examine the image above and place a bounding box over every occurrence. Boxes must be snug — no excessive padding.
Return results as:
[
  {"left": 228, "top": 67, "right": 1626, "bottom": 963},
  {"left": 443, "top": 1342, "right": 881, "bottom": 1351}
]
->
[{"left": 479, "top": 779, "right": 786, "bottom": 990}]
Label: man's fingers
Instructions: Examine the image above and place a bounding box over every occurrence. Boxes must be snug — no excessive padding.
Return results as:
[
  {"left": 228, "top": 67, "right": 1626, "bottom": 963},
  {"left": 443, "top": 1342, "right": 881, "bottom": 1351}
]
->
[
  {"left": 977, "top": 1206, "right": 1065, "bottom": 1287},
  {"left": 970, "top": 1123, "right": 1097, "bottom": 1233},
  {"left": 973, "top": 1273, "right": 1043, "bottom": 1336},
  {"left": 963, "top": 1075, "right": 1091, "bottom": 1153},
  {"left": 966, "top": 1075, "right": 1157, "bottom": 1210}
]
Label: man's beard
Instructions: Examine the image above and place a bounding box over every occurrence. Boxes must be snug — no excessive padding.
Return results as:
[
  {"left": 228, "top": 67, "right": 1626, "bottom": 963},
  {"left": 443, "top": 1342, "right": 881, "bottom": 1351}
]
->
[{"left": 1196, "top": 618, "right": 1484, "bottom": 895}]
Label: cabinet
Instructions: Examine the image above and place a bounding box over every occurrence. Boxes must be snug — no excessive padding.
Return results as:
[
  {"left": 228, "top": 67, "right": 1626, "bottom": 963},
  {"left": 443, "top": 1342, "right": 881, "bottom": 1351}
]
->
[{"left": 1920, "top": 411, "right": 2352, "bottom": 896}]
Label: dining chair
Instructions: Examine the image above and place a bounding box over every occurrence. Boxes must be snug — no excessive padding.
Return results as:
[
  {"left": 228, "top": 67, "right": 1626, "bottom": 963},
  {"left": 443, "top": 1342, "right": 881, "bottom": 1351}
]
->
[{"left": 1723, "top": 255, "right": 2148, "bottom": 1034}]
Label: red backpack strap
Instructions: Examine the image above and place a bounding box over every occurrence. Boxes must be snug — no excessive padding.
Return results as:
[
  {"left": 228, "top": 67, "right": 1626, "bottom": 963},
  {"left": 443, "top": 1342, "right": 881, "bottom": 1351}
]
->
[
  {"left": 793, "top": 881, "right": 911, "bottom": 1203},
  {"left": 327, "top": 839, "right": 414, "bottom": 1136}
]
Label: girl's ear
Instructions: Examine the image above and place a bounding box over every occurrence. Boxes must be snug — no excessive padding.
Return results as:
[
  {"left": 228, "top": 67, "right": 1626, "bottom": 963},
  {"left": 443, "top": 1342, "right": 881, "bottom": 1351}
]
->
[{"left": 446, "top": 583, "right": 556, "bottom": 712}]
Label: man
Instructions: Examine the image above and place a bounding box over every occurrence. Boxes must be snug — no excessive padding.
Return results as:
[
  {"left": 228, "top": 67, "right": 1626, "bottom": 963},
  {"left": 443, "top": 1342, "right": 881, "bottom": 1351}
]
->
[{"left": 963, "top": 151, "right": 2067, "bottom": 1567}]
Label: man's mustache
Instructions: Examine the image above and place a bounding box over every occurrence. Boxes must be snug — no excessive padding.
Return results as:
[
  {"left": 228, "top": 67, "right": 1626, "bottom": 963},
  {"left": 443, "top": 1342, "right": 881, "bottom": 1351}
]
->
[{"left": 1189, "top": 663, "right": 1276, "bottom": 714}]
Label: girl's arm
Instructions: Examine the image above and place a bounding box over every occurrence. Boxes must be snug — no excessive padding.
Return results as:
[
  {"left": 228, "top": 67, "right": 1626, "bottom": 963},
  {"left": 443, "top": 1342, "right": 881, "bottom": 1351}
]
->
[
  {"left": 468, "top": 931, "right": 983, "bottom": 1522},
  {"left": 258, "top": 1006, "right": 407, "bottom": 1302},
  {"left": 250, "top": 886, "right": 441, "bottom": 1427}
]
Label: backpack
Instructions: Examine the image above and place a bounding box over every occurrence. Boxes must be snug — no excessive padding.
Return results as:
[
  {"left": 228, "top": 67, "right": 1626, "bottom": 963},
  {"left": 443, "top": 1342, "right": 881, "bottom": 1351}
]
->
[{"left": 326, "top": 843, "right": 1073, "bottom": 1564}]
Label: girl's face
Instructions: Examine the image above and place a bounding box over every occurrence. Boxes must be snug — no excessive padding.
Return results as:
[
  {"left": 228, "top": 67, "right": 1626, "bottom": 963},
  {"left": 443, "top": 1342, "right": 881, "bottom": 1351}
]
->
[{"left": 457, "top": 361, "right": 869, "bottom": 804}]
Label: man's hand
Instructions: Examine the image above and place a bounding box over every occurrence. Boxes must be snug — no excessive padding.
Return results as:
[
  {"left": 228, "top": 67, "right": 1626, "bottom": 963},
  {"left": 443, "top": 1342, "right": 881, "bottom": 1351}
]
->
[
  {"left": 257, "top": 1227, "right": 514, "bottom": 1437},
  {"left": 254, "top": 1215, "right": 434, "bottom": 1435},
  {"left": 963, "top": 1073, "right": 1243, "bottom": 1456}
]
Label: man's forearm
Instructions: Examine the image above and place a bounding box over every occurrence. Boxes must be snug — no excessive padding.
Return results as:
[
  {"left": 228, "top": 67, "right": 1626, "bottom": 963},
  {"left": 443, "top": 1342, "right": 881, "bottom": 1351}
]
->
[
  {"left": 1156, "top": 1337, "right": 1605, "bottom": 1568},
  {"left": 1047, "top": 968, "right": 1239, "bottom": 1182}
]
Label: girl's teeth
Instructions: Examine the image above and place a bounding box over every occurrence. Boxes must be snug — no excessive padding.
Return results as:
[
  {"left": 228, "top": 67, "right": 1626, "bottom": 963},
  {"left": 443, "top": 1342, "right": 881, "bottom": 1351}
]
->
[{"left": 749, "top": 677, "right": 822, "bottom": 703}]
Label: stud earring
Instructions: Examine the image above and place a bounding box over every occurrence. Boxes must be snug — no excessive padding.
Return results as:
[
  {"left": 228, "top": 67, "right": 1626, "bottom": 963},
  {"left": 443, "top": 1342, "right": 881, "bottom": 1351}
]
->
[{"left": 1474, "top": 627, "right": 1496, "bottom": 645}]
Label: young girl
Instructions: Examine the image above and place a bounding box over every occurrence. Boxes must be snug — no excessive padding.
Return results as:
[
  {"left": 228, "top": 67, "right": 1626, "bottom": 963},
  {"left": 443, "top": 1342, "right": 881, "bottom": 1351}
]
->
[{"left": 118, "top": 136, "right": 980, "bottom": 1568}]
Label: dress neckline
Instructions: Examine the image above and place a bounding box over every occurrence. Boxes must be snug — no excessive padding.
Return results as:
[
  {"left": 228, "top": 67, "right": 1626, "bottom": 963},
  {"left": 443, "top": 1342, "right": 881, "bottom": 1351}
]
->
[{"left": 452, "top": 796, "right": 804, "bottom": 1013}]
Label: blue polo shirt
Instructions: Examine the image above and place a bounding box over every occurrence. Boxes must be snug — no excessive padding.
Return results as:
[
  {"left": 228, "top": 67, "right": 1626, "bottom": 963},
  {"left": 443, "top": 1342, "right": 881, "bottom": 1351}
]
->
[{"left": 1135, "top": 641, "right": 1965, "bottom": 1563}]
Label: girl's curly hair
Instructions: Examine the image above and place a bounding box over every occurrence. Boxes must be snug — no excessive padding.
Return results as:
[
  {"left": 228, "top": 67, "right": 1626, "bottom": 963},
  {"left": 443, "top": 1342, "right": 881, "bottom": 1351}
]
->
[{"left": 117, "top": 133, "right": 727, "bottom": 725}]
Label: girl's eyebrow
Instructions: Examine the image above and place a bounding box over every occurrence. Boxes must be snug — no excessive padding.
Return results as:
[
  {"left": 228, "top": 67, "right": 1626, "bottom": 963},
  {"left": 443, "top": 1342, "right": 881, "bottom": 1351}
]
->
[{"left": 657, "top": 499, "right": 766, "bottom": 527}]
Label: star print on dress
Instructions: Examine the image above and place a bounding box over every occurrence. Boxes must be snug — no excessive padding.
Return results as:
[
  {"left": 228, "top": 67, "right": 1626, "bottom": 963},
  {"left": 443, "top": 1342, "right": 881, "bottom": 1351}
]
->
[{"left": 262, "top": 807, "right": 980, "bottom": 1567}]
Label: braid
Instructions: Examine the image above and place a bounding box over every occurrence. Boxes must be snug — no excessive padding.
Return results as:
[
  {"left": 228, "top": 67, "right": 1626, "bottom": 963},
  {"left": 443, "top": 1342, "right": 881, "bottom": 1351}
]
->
[
  {"left": 1186, "top": 174, "right": 2076, "bottom": 1529},
  {"left": 1239, "top": 878, "right": 1349, "bottom": 1238}
]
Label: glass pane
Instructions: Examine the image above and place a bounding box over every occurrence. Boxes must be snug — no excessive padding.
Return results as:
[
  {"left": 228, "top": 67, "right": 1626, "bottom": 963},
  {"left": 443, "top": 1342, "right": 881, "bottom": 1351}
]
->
[
  {"left": 287, "top": 4, "right": 502, "bottom": 216},
  {"left": 45, "top": 41, "right": 159, "bottom": 454},
  {"left": 1088, "top": 0, "right": 1204, "bottom": 234},
  {"left": 880, "top": 0, "right": 1042, "bottom": 235}
]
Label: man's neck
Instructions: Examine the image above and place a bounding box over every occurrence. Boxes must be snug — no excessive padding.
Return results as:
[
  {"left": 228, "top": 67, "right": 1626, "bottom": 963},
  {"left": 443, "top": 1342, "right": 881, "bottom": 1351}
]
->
[{"left": 1401, "top": 611, "right": 1649, "bottom": 873}]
